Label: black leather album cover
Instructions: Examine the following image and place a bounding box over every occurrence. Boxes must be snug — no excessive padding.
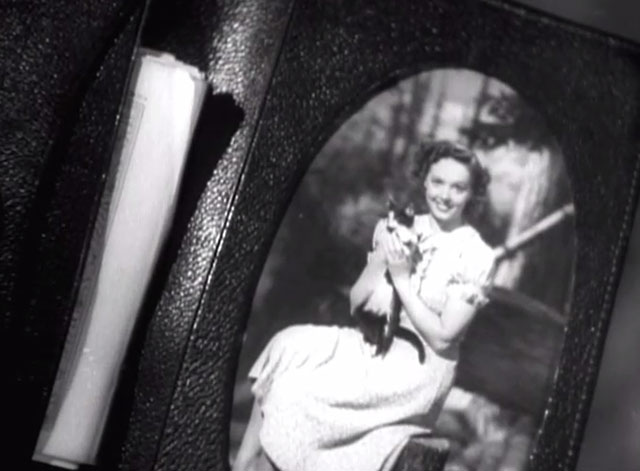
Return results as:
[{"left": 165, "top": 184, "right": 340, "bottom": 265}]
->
[
  {"left": 122, "top": 1, "right": 640, "bottom": 471},
  {"left": 2, "top": 1, "right": 640, "bottom": 471},
  {"left": 0, "top": 1, "right": 147, "bottom": 469}
]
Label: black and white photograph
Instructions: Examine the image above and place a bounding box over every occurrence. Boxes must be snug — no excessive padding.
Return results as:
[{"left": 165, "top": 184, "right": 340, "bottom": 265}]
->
[{"left": 229, "top": 68, "right": 575, "bottom": 471}]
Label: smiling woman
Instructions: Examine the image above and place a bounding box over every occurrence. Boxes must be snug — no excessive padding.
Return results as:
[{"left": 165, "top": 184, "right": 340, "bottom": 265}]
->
[
  {"left": 418, "top": 142, "right": 491, "bottom": 230},
  {"left": 233, "top": 140, "right": 495, "bottom": 471},
  {"left": 425, "top": 158, "right": 472, "bottom": 227},
  {"left": 230, "top": 68, "right": 575, "bottom": 471}
]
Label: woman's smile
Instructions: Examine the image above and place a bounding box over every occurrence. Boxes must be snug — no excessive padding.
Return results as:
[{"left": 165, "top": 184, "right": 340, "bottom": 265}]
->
[
  {"left": 424, "top": 157, "right": 472, "bottom": 230},
  {"left": 432, "top": 199, "right": 453, "bottom": 212}
]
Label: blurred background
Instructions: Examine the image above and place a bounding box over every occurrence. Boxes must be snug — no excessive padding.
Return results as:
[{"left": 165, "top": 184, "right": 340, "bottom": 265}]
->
[
  {"left": 510, "top": 3, "right": 640, "bottom": 471},
  {"left": 231, "top": 69, "right": 577, "bottom": 471}
]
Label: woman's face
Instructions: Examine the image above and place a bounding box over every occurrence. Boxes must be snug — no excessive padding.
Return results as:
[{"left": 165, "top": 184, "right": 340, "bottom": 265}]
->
[{"left": 424, "top": 157, "right": 473, "bottom": 230}]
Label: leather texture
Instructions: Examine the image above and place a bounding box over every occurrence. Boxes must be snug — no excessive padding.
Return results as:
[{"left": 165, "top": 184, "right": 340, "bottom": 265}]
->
[
  {"left": 0, "top": 1, "right": 145, "bottom": 468},
  {"left": 2, "top": 0, "right": 639, "bottom": 470},
  {"left": 119, "top": 1, "right": 296, "bottom": 470},
  {"left": 122, "top": 1, "right": 640, "bottom": 470}
]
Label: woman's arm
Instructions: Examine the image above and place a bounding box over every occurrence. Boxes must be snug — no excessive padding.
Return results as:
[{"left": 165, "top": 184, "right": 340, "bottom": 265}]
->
[
  {"left": 349, "top": 219, "right": 390, "bottom": 314},
  {"left": 349, "top": 252, "right": 387, "bottom": 314},
  {"left": 392, "top": 275, "right": 476, "bottom": 352},
  {"left": 382, "top": 231, "right": 479, "bottom": 352}
]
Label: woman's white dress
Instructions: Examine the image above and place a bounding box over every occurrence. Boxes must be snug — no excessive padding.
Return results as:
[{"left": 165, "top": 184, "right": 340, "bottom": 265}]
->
[{"left": 248, "top": 215, "right": 495, "bottom": 471}]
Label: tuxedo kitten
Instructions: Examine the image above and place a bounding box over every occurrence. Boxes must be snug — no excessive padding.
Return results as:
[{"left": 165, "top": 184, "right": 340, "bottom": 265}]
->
[{"left": 354, "top": 197, "right": 421, "bottom": 357}]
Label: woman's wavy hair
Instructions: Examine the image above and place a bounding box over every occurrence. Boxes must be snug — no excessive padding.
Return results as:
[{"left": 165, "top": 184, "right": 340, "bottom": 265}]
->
[{"left": 409, "top": 140, "right": 491, "bottom": 220}]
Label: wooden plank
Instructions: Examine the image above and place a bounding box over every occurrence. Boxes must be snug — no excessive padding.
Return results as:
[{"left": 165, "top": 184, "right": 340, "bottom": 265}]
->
[{"left": 456, "top": 286, "right": 565, "bottom": 416}]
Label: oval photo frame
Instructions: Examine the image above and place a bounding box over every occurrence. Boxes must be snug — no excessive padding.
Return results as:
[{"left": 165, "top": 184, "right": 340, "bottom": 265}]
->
[{"left": 230, "top": 69, "right": 575, "bottom": 471}]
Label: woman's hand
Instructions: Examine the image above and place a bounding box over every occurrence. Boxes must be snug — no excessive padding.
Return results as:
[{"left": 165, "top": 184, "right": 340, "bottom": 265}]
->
[{"left": 381, "top": 230, "right": 412, "bottom": 282}]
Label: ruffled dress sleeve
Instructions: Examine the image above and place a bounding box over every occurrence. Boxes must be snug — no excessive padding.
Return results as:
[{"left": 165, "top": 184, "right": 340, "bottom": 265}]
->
[{"left": 445, "top": 235, "right": 496, "bottom": 310}]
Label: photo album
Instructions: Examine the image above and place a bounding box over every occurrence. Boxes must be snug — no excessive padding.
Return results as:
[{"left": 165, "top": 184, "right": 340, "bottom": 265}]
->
[{"left": 3, "top": 1, "right": 640, "bottom": 471}]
